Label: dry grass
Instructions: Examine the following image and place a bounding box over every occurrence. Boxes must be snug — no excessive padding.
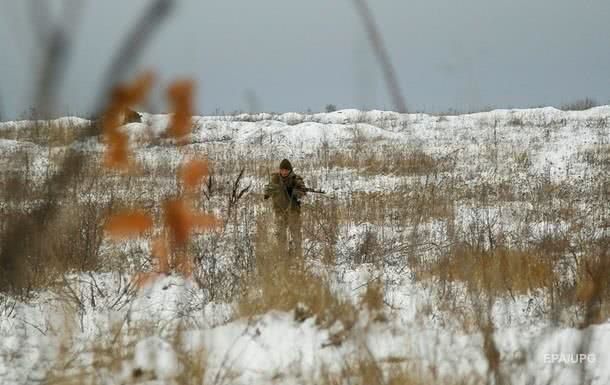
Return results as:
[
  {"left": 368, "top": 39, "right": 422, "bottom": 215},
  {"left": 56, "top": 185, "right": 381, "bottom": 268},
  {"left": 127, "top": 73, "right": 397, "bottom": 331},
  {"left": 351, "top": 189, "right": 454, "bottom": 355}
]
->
[
  {"left": 317, "top": 343, "right": 478, "bottom": 385},
  {"left": 0, "top": 151, "right": 119, "bottom": 294},
  {"left": 238, "top": 239, "right": 357, "bottom": 329},
  {"left": 317, "top": 145, "right": 454, "bottom": 176},
  {"left": 45, "top": 320, "right": 209, "bottom": 385},
  {"left": 0, "top": 120, "right": 94, "bottom": 147},
  {"left": 421, "top": 244, "right": 558, "bottom": 296},
  {"left": 579, "top": 144, "right": 610, "bottom": 168}
]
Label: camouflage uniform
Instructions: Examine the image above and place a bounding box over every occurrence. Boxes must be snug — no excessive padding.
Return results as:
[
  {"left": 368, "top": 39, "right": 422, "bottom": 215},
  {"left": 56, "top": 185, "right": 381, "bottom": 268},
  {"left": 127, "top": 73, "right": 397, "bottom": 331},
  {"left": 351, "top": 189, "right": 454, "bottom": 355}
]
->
[{"left": 264, "top": 159, "right": 307, "bottom": 258}]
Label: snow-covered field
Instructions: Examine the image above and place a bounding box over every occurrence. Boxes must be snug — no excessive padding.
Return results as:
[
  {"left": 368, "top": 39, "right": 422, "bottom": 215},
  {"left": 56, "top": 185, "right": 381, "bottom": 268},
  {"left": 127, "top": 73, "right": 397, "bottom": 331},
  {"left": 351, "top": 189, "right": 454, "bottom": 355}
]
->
[{"left": 0, "top": 107, "right": 608, "bottom": 384}]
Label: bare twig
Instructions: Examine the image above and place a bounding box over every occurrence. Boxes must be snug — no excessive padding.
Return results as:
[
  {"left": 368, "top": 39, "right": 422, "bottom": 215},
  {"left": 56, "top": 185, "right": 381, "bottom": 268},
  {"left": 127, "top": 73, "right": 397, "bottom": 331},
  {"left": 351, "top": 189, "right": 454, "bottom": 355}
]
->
[{"left": 227, "top": 168, "right": 251, "bottom": 219}]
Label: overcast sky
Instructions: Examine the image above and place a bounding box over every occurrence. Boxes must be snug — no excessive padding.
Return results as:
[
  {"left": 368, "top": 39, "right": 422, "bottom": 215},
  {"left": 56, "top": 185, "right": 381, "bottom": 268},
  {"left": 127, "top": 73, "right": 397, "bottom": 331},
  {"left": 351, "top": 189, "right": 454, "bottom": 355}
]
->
[{"left": 1, "top": 0, "right": 609, "bottom": 119}]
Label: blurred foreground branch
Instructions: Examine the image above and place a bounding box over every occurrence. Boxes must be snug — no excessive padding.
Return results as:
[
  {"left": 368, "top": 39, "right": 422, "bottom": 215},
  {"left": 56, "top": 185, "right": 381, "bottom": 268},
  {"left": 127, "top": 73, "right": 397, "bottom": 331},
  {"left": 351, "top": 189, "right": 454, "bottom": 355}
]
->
[
  {"left": 32, "top": 0, "right": 84, "bottom": 118},
  {"left": 0, "top": 0, "right": 175, "bottom": 294},
  {"left": 351, "top": 0, "right": 408, "bottom": 114}
]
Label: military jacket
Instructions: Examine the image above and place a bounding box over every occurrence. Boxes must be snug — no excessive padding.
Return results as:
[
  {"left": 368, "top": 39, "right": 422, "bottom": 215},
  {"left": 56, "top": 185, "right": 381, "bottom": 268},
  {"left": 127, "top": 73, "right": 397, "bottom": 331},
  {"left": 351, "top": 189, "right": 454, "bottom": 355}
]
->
[{"left": 264, "top": 172, "right": 306, "bottom": 211}]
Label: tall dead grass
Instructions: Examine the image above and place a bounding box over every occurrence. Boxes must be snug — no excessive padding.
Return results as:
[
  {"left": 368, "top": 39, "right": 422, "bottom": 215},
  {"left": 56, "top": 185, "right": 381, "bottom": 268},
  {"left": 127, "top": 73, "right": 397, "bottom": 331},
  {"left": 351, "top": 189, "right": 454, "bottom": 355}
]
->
[{"left": 240, "top": 219, "right": 357, "bottom": 329}]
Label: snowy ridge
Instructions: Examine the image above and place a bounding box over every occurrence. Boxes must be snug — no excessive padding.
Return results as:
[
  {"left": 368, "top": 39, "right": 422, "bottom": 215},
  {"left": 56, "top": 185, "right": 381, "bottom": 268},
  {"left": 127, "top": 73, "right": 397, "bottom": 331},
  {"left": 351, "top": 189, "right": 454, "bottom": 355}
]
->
[{"left": 0, "top": 106, "right": 608, "bottom": 150}]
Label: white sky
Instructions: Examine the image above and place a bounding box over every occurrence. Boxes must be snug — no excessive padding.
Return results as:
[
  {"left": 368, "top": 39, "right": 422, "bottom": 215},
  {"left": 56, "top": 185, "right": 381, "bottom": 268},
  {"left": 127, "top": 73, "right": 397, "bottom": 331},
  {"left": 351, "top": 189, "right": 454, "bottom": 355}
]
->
[{"left": 1, "top": 0, "right": 609, "bottom": 118}]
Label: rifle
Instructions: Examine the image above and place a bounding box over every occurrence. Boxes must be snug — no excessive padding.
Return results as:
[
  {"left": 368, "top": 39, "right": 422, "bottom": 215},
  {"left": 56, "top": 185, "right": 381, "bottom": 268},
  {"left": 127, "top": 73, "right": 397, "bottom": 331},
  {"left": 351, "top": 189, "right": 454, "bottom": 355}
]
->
[
  {"left": 304, "top": 187, "right": 326, "bottom": 194},
  {"left": 264, "top": 186, "right": 325, "bottom": 199}
]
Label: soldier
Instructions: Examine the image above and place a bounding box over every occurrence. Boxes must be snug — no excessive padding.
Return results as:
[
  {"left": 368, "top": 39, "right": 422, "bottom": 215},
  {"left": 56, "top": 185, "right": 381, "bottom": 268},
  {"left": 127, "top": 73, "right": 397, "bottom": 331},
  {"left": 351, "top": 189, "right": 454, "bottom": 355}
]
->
[{"left": 264, "top": 159, "right": 307, "bottom": 258}]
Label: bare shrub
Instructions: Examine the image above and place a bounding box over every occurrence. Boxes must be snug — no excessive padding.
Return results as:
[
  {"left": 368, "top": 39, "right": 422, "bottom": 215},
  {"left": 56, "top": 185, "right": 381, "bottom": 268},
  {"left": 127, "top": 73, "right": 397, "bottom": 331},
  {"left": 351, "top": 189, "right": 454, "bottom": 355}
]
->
[
  {"left": 354, "top": 226, "right": 381, "bottom": 265},
  {"left": 561, "top": 97, "right": 599, "bottom": 111},
  {"left": 325, "top": 104, "right": 338, "bottom": 113},
  {"left": 507, "top": 116, "right": 524, "bottom": 127},
  {"left": 303, "top": 198, "right": 340, "bottom": 264}
]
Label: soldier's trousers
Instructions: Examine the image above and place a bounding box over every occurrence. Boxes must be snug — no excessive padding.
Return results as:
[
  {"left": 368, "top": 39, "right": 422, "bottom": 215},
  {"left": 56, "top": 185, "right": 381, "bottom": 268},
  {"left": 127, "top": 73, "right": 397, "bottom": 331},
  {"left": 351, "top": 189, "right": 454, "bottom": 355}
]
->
[{"left": 275, "top": 208, "right": 302, "bottom": 258}]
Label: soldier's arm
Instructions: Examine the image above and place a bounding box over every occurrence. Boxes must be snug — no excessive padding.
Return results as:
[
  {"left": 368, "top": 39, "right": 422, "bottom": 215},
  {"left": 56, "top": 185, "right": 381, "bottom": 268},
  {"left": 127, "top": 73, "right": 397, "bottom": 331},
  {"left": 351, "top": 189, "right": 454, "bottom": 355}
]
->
[
  {"left": 264, "top": 173, "right": 280, "bottom": 199},
  {"left": 293, "top": 175, "right": 307, "bottom": 198}
]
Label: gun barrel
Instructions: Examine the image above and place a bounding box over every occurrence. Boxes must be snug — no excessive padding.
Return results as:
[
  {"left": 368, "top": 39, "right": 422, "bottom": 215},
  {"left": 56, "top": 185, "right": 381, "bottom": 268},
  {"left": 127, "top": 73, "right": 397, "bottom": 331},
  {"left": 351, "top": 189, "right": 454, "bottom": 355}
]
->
[{"left": 305, "top": 188, "right": 326, "bottom": 194}]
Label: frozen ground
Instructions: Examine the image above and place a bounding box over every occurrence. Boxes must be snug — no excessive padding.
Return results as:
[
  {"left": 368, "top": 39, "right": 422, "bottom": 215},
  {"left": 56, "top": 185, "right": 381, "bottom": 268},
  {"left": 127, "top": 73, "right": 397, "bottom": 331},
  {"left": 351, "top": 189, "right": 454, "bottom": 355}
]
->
[{"left": 0, "top": 107, "right": 609, "bottom": 384}]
